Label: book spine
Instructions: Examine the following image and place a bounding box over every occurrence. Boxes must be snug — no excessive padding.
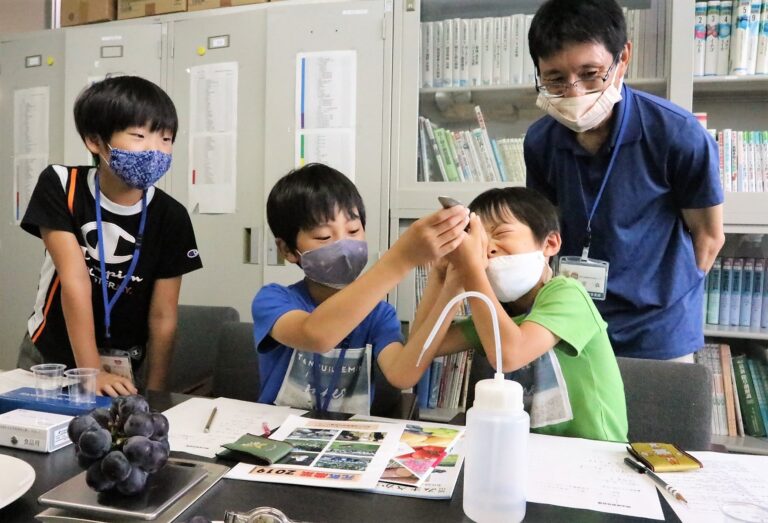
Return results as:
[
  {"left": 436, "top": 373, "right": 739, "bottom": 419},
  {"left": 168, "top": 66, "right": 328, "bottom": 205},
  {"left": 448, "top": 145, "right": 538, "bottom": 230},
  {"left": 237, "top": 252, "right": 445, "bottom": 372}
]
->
[
  {"left": 731, "top": 0, "right": 753, "bottom": 74},
  {"left": 459, "top": 19, "right": 470, "bottom": 87},
  {"left": 740, "top": 258, "right": 755, "bottom": 326},
  {"left": 433, "top": 21, "right": 443, "bottom": 87},
  {"left": 695, "top": 1, "right": 708, "bottom": 75},
  {"left": 510, "top": 14, "right": 524, "bottom": 84},
  {"left": 443, "top": 19, "right": 454, "bottom": 88},
  {"left": 732, "top": 354, "right": 767, "bottom": 437},
  {"left": 416, "top": 366, "right": 431, "bottom": 409},
  {"left": 452, "top": 19, "right": 462, "bottom": 88},
  {"left": 522, "top": 15, "right": 535, "bottom": 84},
  {"left": 730, "top": 258, "right": 744, "bottom": 325},
  {"left": 481, "top": 17, "right": 494, "bottom": 86},
  {"left": 500, "top": 16, "right": 512, "bottom": 85},
  {"left": 492, "top": 17, "right": 503, "bottom": 85},
  {"left": 417, "top": 117, "right": 430, "bottom": 182},
  {"left": 723, "top": 129, "right": 733, "bottom": 192},
  {"left": 719, "top": 257, "right": 733, "bottom": 325},
  {"left": 753, "top": 258, "right": 765, "bottom": 327},
  {"left": 428, "top": 357, "right": 443, "bottom": 409},
  {"left": 707, "top": 257, "right": 722, "bottom": 324},
  {"left": 756, "top": 1, "right": 768, "bottom": 73},
  {"left": 747, "top": 359, "right": 768, "bottom": 432},
  {"left": 434, "top": 129, "right": 460, "bottom": 182},
  {"left": 731, "top": 359, "right": 746, "bottom": 435},
  {"left": 763, "top": 258, "right": 768, "bottom": 328},
  {"left": 746, "top": 0, "right": 762, "bottom": 73},
  {"left": 469, "top": 18, "right": 482, "bottom": 86},
  {"left": 423, "top": 118, "right": 448, "bottom": 181},
  {"left": 718, "top": 1, "right": 734, "bottom": 75},
  {"left": 421, "top": 22, "right": 434, "bottom": 88},
  {"left": 490, "top": 139, "right": 508, "bottom": 182},
  {"left": 705, "top": 1, "right": 722, "bottom": 74},
  {"left": 719, "top": 344, "right": 739, "bottom": 436},
  {"left": 444, "top": 131, "right": 465, "bottom": 181}
]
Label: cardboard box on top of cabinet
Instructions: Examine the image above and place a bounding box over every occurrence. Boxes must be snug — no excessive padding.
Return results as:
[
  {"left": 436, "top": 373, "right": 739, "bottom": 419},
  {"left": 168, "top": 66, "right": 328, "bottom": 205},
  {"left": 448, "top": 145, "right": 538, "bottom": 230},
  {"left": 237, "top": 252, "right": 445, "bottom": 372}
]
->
[
  {"left": 117, "top": 0, "right": 187, "bottom": 19},
  {"left": 188, "top": 0, "right": 266, "bottom": 11},
  {"left": 60, "top": 0, "right": 116, "bottom": 27}
]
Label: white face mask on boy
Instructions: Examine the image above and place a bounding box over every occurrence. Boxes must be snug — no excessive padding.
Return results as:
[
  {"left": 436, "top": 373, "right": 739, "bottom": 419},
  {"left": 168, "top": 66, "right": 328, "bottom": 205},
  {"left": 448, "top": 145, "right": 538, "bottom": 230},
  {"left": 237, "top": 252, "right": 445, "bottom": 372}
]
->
[
  {"left": 536, "top": 73, "right": 623, "bottom": 133},
  {"left": 485, "top": 251, "right": 546, "bottom": 303}
]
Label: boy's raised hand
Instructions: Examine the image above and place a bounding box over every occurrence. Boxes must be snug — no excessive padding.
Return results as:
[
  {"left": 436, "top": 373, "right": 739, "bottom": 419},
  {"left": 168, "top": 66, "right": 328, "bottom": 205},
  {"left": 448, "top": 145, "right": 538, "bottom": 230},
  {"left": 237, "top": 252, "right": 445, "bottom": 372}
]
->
[
  {"left": 393, "top": 206, "right": 469, "bottom": 268},
  {"left": 447, "top": 213, "right": 488, "bottom": 273}
]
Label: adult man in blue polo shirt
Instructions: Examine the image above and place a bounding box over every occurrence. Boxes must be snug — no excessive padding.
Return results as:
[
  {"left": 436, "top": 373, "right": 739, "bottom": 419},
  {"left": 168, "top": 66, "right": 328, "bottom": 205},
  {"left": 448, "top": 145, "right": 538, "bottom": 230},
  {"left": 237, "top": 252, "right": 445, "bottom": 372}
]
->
[{"left": 524, "top": 0, "right": 725, "bottom": 361}]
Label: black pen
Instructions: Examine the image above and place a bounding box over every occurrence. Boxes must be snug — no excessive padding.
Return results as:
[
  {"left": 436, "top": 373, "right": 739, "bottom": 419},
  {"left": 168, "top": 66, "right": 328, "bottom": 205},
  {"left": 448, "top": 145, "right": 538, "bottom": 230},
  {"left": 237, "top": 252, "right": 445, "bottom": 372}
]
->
[{"left": 623, "top": 457, "right": 688, "bottom": 505}]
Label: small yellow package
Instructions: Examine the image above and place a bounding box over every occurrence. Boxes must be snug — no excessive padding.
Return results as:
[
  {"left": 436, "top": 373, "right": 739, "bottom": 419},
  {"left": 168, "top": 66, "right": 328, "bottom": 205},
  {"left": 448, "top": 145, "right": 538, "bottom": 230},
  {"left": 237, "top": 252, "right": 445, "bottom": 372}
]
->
[{"left": 627, "top": 443, "right": 703, "bottom": 472}]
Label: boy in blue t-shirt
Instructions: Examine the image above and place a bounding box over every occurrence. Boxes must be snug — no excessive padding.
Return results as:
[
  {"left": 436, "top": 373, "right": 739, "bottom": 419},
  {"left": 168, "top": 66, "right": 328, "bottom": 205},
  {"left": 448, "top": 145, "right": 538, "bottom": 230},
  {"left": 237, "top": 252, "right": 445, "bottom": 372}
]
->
[{"left": 252, "top": 163, "right": 469, "bottom": 414}]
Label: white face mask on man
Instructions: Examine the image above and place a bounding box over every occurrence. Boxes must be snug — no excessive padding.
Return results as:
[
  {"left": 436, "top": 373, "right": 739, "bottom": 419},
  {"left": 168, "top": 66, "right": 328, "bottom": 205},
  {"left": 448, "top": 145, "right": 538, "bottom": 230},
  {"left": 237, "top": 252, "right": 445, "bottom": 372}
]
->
[
  {"left": 485, "top": 251, "right": 546, "bottom": 303},
  {"left": 536, "top": 70, "right": 623, "bottom": 133}
]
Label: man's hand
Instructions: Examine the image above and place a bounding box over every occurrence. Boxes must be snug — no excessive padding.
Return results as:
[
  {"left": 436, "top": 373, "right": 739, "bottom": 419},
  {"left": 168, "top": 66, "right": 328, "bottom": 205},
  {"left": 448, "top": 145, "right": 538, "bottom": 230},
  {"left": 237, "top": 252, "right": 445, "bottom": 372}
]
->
[{"left": 96, "top": 371, "right": 138, "bottom": 397}]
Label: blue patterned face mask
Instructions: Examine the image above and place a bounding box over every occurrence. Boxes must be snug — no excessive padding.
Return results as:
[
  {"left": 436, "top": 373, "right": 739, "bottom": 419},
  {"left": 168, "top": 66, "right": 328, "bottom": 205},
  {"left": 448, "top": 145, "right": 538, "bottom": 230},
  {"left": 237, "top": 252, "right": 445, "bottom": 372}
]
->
[
  {"left": 106, "top": 145, "right": 172, "bottom": 190},
  {"left": 300, "top": 239, "right": 369, "bottom": 289}
]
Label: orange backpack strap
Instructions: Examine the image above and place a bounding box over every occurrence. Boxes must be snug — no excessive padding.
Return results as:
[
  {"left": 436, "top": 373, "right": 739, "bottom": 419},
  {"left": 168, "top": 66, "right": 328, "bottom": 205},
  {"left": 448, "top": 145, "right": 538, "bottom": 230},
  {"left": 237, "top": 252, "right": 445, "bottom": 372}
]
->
[{"left": 66, "top": 167, "right": 78, "bottom": 214}]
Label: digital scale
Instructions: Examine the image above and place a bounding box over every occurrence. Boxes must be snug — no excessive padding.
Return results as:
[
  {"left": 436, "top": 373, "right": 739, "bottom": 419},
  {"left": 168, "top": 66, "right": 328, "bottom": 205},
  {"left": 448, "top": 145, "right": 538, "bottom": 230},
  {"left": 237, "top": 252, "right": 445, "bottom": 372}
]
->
[{"left": 36, "top": 459, "right": 229, "bottom": 522}]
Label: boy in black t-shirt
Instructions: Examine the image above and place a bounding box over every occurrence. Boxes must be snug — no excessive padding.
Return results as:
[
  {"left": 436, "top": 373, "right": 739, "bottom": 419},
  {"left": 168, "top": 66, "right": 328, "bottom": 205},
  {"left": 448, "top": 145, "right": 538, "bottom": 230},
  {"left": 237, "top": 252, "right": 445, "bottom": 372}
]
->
[{"left": 19, "top": 76, "right": 202, "bottom": 396}]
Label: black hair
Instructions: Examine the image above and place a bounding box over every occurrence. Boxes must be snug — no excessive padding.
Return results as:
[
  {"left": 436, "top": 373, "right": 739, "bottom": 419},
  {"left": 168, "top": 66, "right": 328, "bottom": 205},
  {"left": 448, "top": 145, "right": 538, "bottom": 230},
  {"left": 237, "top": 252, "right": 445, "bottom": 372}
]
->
[
  {"left": 528, "top": 0, "right": 627, "bottom": 67},
  {"left": 266, "top": 163, "right": 366, "bottom": 252},
  {"left": 469, "top": 187, "right": 559, "bottom": 244},
  {"left": 73, "top": 75, "right": 178, "bottom": 163}
]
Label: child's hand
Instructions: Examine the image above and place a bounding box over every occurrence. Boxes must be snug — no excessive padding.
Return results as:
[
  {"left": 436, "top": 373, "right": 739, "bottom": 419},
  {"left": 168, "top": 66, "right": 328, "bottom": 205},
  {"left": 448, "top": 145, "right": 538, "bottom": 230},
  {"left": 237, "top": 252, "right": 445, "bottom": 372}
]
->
[
  {"left": 393, "top": 206, "right": 469, "bottom": 268},
  {"left": 447, "top": 213, "right": 488, "bottom": 273},
  {"left": 96, "top": 371, "right": 138, "bottom": 397}
]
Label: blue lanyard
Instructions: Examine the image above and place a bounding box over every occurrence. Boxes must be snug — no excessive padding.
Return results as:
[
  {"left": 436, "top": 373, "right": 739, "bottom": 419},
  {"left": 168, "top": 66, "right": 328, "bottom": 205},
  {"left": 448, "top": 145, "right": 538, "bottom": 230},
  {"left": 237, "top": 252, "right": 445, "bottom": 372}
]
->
[
  {"left": 580, "top": 84, "right": 630, "bottom": 259},
  {"left": 312, "top": 347, "right": 348, "bottom": 412},
  {"left": 95, "top": 174, "right": 147, "bottom": 343}
]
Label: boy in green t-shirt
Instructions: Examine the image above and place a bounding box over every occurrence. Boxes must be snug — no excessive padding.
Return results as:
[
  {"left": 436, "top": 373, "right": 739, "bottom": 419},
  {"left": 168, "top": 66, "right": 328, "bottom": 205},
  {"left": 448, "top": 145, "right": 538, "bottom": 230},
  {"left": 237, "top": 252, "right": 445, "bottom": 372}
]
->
[{"left": 415, "top": 187, "right": 627, "bottom": 441}]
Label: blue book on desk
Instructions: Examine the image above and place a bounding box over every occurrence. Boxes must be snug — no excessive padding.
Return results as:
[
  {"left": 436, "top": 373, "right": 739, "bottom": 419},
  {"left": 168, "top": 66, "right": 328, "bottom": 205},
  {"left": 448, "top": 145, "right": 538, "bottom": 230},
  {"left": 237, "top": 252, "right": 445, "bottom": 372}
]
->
[{"left": 0, "top": 388, "right": 111, "bottom": 416}]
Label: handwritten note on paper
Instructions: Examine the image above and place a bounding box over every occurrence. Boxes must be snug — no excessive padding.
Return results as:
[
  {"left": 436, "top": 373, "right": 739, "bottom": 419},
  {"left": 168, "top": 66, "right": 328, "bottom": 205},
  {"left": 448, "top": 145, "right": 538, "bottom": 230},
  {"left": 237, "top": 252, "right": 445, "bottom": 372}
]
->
[
  {"left": 527, "top": 434, "right": 665, "bottom": 520},
  {"left": 164, "top": 397, "right": 305, "bottom": 458},
  {"left": 656, "top": 451, "right": 768, "bottom": 523}
]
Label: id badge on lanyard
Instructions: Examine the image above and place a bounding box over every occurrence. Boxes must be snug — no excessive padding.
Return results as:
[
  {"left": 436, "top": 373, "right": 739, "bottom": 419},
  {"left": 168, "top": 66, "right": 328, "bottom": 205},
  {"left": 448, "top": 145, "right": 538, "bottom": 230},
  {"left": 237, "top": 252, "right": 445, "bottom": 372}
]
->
[
  {"left": 558, "top": 255, "right": 609, "bottom": 301},
  {"left": 558, "top": 84, "right": 629, "bottom": 302}
]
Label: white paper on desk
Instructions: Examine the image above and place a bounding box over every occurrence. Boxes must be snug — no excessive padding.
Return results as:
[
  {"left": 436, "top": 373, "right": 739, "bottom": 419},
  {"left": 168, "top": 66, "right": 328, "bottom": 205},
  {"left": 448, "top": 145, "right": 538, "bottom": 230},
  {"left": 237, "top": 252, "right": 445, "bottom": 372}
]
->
[
  {"left": 225, "top": 414, "right": 403, "bottom": 490},
  {"left": 657, "top": 450, "right": 768, "bottom": 523},
  {"left": 527, "top": 433, "right": 664, "bottom": 520},
  {"left": 163, "top": 397, "right": 303, "bottom": 458}
]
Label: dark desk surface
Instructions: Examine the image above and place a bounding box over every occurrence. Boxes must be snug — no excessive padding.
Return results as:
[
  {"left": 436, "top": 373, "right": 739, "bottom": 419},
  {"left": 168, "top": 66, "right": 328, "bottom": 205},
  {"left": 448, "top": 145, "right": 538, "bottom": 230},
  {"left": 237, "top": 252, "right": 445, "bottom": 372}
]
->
[{"left": 0, "top": 391, "right": 681, "bottom": 523}]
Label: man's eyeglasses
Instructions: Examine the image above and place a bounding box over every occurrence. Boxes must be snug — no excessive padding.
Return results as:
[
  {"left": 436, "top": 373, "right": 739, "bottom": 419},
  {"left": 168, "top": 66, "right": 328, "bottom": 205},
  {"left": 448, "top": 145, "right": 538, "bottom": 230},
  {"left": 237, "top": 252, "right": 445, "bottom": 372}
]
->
[{"left": 535, "top": 53, "right": 622, "bottom": 98}]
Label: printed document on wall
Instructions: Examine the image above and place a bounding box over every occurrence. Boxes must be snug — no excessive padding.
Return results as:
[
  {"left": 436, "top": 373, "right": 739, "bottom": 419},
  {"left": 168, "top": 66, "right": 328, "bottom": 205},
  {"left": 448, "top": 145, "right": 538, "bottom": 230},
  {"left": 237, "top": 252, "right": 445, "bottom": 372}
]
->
[
  {"left": 13, "top": 86, "right": 49, "bottom": 224},
  {"left": 188, "top": 62, "right": 238, "bottom": 214},
  {"left": 295, "top": 51, "right": 356, "bottom": 181}
]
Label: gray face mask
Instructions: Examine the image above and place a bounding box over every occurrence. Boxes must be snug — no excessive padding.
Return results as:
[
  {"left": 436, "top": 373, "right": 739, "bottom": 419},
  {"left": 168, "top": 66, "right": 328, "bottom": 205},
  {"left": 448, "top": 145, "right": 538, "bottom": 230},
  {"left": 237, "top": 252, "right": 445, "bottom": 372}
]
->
[{"left": 300, "top": 239, "right": 369, "bottom": 289}]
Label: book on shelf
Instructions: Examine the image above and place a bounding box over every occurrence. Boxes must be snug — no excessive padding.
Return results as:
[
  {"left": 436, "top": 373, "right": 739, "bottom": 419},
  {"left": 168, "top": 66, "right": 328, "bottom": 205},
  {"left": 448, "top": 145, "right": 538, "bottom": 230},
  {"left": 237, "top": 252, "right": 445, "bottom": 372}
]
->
[
  {"left": 732, "top": 354, "right": 767, "bottom": 436},
  {"left": 420, "top": 3, "right": 666, "bottom": 88},
  {"left": 705, "top": 254, "right": 768, "bottom": 329},
  {"left": 730, "top": 358, "right": 746, "bottom": 435},
  {"left": 748, "top": 357, "right": 768, "bottom": 430},
  {"left": 705, "top": 1, "right": 722, "bottom": 76},
  {"left": 696, "top": 344, "right": 729, "bottom": 436},
  {"left": 416, "top": 112, "right": 525, "bottom": 184},
  {"left": 695, "top": 1, "right": 708, "bottom": 76},
  {"left": 707, "top": 129, "right": 768, "bottom": 193},
  {"left": 719, "top": 344, "right": 739, "bottom": 436},
  {"left": 718, "top": 1, "right": 734, "bottom": 76}
]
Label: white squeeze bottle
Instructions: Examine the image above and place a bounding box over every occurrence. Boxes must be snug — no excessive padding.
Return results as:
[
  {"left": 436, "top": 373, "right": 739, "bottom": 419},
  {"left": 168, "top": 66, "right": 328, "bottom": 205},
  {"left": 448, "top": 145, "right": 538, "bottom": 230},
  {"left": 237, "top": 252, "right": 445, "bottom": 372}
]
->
[{"left": 419, "top": 291, "right": 529, "bottom": 523}]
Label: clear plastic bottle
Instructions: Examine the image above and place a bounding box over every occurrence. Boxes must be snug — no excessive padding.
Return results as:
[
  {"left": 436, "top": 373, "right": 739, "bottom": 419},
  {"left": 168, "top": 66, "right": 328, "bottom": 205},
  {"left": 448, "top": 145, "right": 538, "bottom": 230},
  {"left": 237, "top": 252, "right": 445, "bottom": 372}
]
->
[{"left": 463, "top": 376, "right": 529, "bottom": 523}]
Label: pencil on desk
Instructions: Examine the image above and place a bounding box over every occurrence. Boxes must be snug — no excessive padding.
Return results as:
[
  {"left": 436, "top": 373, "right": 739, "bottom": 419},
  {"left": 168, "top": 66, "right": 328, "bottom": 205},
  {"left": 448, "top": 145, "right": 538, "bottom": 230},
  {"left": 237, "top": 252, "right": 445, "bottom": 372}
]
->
[
  {"left": 623, "top": 457, "right": 688, "bottom": 504},
  {"left": 203, "top": 406, "right": 218, "bottom": 433}
]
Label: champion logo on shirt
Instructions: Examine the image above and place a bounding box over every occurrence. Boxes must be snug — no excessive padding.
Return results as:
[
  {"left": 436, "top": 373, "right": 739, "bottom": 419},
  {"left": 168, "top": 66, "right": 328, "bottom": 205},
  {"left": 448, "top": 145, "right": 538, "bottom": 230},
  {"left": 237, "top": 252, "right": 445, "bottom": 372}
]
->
[{"left": 187, "top": 249, "right": 199, "bottom": 259}]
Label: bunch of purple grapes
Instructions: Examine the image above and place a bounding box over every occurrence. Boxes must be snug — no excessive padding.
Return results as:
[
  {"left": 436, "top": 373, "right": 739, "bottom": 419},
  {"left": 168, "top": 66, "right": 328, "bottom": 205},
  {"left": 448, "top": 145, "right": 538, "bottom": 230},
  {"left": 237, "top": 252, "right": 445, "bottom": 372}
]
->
[{"left": 68, "top": 395, "right": 170, "bottom": 495}]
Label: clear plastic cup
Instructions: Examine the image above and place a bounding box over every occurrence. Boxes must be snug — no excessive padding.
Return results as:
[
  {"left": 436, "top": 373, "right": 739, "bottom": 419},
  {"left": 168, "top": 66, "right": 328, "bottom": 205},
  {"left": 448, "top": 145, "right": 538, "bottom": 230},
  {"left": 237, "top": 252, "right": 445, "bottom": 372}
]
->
[
  {"left": 30, "top": 363, "right": 66, "bottom": 398},
  {"left": 64, "top": 368, "right": 99, "bottom": 404}
]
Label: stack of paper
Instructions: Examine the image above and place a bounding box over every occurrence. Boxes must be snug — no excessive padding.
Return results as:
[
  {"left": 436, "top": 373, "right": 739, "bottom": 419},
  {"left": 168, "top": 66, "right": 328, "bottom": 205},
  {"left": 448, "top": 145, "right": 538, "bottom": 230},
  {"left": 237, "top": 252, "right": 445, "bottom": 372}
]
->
[{"left": 163, "top": 397, "right": 305, "bottom": 459}]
